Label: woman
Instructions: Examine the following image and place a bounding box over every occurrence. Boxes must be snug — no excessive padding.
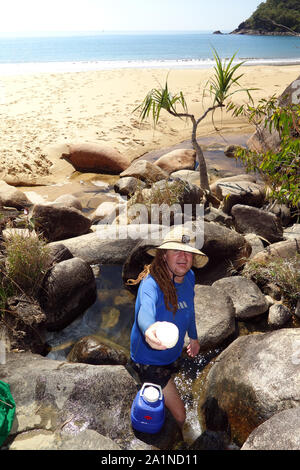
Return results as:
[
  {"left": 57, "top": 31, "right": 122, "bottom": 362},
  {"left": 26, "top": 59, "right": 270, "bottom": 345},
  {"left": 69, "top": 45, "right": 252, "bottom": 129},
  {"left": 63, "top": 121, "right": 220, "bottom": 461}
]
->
[{"left": 128, "top": 226, "right": 208, "bottom": 430}]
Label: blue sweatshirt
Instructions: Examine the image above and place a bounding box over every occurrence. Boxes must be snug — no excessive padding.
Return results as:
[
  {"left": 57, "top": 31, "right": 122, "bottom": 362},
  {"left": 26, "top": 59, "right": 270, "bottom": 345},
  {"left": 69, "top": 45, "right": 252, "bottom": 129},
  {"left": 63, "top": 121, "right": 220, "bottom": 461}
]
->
[{"left": 130, "top": 270, "right": 197, "bottom": 366}]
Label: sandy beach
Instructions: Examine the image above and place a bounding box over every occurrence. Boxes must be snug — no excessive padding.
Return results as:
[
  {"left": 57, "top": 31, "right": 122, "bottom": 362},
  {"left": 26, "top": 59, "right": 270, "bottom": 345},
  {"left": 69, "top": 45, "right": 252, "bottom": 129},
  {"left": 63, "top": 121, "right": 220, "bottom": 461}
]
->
[{"left": 0, "top": 64, "right": 299, "bottom": 187}]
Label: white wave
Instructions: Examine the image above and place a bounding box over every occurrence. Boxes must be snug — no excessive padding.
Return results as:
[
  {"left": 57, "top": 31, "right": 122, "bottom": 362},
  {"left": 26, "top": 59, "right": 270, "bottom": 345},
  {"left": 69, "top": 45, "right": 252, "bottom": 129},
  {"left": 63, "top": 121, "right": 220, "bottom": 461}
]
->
[{"left": 0, "top": 56, "right": 299, "bottom": 76}]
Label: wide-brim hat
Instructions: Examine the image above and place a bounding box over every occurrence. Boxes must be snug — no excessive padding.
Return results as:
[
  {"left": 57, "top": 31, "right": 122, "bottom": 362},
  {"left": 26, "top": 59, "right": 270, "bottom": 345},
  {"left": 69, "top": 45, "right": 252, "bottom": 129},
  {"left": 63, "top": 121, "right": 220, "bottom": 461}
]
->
[{"left": 147, "top": 226, "right": 208, "bottom": 269}]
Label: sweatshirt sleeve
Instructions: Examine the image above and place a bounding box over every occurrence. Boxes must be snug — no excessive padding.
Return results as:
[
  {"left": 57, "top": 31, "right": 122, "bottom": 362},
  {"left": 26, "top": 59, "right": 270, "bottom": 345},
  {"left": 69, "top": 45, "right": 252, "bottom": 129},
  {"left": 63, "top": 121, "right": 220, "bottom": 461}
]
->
[
  {"left": 136, "top": 277, "right": 159, "bottom": 335},
  {"left": 187, "top": 271, "right": 198, "bottom": 340}
]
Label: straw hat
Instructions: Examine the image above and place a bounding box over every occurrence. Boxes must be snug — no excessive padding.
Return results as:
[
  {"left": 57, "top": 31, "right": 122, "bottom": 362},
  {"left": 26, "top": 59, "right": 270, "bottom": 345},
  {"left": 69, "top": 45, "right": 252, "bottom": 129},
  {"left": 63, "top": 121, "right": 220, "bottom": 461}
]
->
[{"left": 147, "top": 226, "right": 208, "bottom": 269}]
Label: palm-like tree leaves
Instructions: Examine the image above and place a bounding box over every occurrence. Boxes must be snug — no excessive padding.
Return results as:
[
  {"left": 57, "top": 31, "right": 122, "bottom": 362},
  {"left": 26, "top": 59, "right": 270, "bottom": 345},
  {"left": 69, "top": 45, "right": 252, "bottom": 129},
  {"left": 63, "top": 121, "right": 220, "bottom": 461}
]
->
[
  {"left": 207, "top": 48, "right": 249, "bottom": 105},
  {"left": 134, "top": 80, "right": 188, "bottom": 125},
  {"left": 134, "top": 49, "right": 253, "bottom": 190}
]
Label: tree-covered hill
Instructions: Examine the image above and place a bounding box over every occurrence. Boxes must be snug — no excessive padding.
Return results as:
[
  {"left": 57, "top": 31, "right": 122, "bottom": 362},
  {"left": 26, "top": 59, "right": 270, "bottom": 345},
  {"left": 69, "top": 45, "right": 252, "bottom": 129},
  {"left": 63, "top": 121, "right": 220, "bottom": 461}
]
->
[{"left": 231, "top": 0, "right": 300, "bottom": 35}]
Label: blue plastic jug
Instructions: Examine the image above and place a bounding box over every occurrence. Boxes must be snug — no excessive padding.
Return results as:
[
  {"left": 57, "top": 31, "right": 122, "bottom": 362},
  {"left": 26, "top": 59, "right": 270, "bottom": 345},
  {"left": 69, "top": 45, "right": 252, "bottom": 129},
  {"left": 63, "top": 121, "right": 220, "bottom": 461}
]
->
[{"left": 131, "top": 383, "right": 165, "bottom": 434}]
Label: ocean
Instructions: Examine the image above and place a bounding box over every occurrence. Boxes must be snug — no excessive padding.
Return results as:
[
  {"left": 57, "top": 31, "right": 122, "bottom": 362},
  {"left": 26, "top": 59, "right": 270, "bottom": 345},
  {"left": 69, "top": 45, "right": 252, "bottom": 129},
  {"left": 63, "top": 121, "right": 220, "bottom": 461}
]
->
[{"left": 0, "top": 31, "right": 300, "bottom": 74}]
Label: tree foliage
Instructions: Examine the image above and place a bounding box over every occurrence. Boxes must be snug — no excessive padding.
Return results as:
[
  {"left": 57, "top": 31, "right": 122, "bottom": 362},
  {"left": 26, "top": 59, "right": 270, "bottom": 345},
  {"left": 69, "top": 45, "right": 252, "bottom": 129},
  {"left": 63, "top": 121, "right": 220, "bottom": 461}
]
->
[
  {"left": 228, "top": 97, "right": 300, "bottom": 210},
  {"left": 239, "top": 0, "right": 300, "bottom": 34},
  {"left": 134, "top": 50, "right": 252, "bottom": 192}
]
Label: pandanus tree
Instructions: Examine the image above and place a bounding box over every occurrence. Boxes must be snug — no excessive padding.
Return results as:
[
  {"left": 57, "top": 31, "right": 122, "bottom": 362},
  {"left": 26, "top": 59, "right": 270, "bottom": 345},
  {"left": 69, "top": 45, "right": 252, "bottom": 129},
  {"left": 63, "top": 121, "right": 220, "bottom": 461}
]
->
[{"left": 135, "top": 49, "right": 253, "bottom": 193}]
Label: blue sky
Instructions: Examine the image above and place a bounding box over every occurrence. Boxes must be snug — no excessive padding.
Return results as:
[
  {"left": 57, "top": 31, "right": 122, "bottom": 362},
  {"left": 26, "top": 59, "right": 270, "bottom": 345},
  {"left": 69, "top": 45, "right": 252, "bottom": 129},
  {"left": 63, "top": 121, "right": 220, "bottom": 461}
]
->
[{"left": 0, "top": 0, "right": 263, "bottom": 35}]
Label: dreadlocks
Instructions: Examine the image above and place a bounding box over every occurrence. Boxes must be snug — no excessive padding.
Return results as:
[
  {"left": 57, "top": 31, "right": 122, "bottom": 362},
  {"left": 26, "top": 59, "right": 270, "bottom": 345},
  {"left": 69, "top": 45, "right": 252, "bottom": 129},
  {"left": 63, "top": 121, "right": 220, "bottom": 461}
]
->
[{"left": 126, "top": 249, "right": 178, "bottom": 315}]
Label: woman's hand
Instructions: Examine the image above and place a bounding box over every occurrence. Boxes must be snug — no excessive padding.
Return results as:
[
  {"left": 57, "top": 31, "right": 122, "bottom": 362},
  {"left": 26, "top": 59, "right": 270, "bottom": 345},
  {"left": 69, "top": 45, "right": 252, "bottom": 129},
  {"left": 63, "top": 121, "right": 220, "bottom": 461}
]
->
[
  {"left": 145, "top": 322, "right": 167, "bottom": 350},
  {"left": 187, "top": 338, "right": 200, "bottom": 357}
]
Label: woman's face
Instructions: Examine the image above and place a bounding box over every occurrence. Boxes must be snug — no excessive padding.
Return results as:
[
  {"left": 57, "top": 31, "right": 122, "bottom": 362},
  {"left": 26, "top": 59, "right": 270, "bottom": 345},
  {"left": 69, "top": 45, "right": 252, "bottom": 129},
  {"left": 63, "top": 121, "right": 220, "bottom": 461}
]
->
[{"left": 163, "top": 249, "right": 193, "bottom": 282}]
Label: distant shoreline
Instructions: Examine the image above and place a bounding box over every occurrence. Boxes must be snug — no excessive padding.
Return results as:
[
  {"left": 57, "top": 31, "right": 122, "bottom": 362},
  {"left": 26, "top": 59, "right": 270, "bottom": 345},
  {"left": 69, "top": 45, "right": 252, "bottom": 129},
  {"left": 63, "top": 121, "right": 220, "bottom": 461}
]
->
[{"left": 0, "top": 58, "right": 300, "bottom": 76}]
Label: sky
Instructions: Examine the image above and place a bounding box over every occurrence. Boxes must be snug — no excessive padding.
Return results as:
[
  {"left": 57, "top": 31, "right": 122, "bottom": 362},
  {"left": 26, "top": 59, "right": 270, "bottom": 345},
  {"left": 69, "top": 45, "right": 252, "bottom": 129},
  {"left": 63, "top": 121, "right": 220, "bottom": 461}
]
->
[{"left": 0, "top": 0, "right": 264, "bottom": 35}]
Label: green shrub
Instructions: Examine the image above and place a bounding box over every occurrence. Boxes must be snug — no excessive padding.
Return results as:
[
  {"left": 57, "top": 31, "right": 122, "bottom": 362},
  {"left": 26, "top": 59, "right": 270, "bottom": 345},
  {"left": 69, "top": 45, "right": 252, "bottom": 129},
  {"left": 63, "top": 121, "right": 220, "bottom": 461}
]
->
[
  {"left": 242, "top": 254, "right": 300, "bottom": 308},
  {"left": 3, "top": 230, "right": 51, "bottom": 297}
]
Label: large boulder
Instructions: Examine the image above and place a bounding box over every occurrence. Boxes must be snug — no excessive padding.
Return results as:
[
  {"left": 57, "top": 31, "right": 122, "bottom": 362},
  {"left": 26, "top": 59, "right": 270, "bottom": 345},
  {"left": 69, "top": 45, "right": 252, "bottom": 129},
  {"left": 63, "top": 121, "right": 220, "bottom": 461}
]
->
[
  {"left": 0, "top": 180, "right": 31, "bottom": 209},
  {"left": 215, "top": 180, "right": 265, "bottom": 214},
  {"left": 40, "top": 257, "right": 97, "bottom": 331},
  {"left": 194, "top": 285, "right": 236, "bottom": 350},
  {"left": 61, "top": 142, "right": 130, "bottom": 174},
  {"left": 199, "top": 328, "right": 300, "bottom": 446},
  {"left": 2, "top": 352, "right": 180, "bottom": 450},
  {"left": 202, "top": 221, "right": 252, "bottom": 265},
  {"left": 210, "top": 174, "right": 257, "bottom": 197},
  {"left": 9, "top": 428, "right": 121, "bottom": 451},
  {"left": 67, "top": 335, "right": 128, "bottom": 365},
  {"left": 114, "top": 176, "right": 146, "bottom": 197},
  {"left": 212, "top": 276, "right": 269, "bottom": 319},
  {"left": 49, "top": 225, "right": 167, "bottom": 265},
  {"left": 241, "top": 407, "right": 300, "bottom": 450},
  {"left": 231, "top": 204, "right": 283, "bottom": 244},
  {"left": 154, "top": 149, "right": 196, "bottom": 174},
  {"left": 31, "top": 203, "right": 92, "bottom": 242},
  {"left": 249, "top": 236, "right": 300, "bottom": 264},
  {"left": 120, "top": 159, "right": 169, "bottom": 183}
]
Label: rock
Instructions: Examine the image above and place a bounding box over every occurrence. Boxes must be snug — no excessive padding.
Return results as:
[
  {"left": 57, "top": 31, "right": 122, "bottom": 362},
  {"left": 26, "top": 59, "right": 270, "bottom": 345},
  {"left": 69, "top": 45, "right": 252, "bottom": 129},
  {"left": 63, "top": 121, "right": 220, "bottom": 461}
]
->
[
  {"left": 283, "top": 223, "right": 300, "bottom": 240},
  {"left": 200, "top": 328, "right": 300, "bottom": 446},
  {"left": 267, "top": 203, "right": 291, "bottom": 227},
  {"left": 61, "top": 142, "right": 130, "bottom": 174},
  {"left": 2, "top": 352, "right": 180, "bottom": 450},
  {"left": 154, "top": 149, "right": 196, "bottom": 174},
  {"left": 114, "top": 176, "right": 146, "bottom": 197},
  {"left": 202, "top": 221, "right": 252, "bottom": 265},
  {"left": 120, "top": 159, "right": 169, "bottom": 183},
  {"left": 278, "top": 74, "right": 300, "bottom": 107},
  {"left": 189, "top": 430, "right": 227, "bottom": 450},
  {"left": 9, "top": 428, "right": 121, "bottom": 451},
  {"left": 67, "top": 335, "right": 128, "bottom": 365},
  {"left": 49, "top": 225, "right": 166, "bottom": 265},
  {"left": 52, "top": 194, "right": 83, "bottom": 211},
  {"left": 47, "top": 243, "right": 74, "bottom": 265},
  {"left": 212, "top": 276, "right": 269, "bottom": 319},
  {"left": 231, "top": 204, "right": 283, "bottom": 244},
  {"left": 241, "top": 407, "right": 300, "bottom": 450},
  {"left": 249, "top": 237, "right": 300, "bottom": 264},
  {"left": 218, "top": 181, "right": 266, "bottom": 214},
  {"left": 89, "top": 200, "right": 126, "bottom": 224},
  {"left": 262, "top": 282, "right": 282, "bottom": 301},
  {"left": 40, "top": 257, "right": 97, "bottom": 331},
  {"left": 170, "top": 169, "right": 200, "bottom": 187},
  {"left": 194, "top": 285, "right": 236, "bottom": 350},
  {"left": 244, "top": 233, "right": 265, "bottom": 258},
  {"left": 224, "top": 145, "right": 239, "bottom": 158},
  {"left": 247, "top": 127, "right": 281, "bottom": 154},
  {"left": 31, "top": 203, "right": 92, "bottom": 242},
  {"left": 122, "top": 238, "right": 161, "bottom": 292},
  {"left": 204, "top": 207, "right": 233, "bottom": 228},
  {"left": 267, "top": 303, "right": 292, "bottom": 328},
  {"left": 210, "top": 174, "right": 257, "bottom": 197},
  {"left": 0, "top": 180, "right": 31, "bottom": 209},
  {"left": 128, "top": 178, "right": 204, "bottom": 224},
  {"left": 2, "top": 295, "right": 48, "bottom": 355}
]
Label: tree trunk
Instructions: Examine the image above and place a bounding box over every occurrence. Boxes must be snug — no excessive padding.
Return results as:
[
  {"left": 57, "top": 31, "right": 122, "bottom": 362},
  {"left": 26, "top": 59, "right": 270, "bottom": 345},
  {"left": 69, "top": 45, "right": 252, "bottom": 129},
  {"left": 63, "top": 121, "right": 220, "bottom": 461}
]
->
[{"left": 191, "top": 119, "right": 210, "bottom": 191}]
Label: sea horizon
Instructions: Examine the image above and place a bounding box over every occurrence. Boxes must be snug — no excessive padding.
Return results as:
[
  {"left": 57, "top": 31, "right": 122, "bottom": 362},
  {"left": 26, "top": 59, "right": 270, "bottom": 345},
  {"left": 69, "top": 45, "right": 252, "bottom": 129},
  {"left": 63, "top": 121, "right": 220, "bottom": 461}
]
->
[{"left": 0, "top": 30, "right": 299, "bottom": 75}]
